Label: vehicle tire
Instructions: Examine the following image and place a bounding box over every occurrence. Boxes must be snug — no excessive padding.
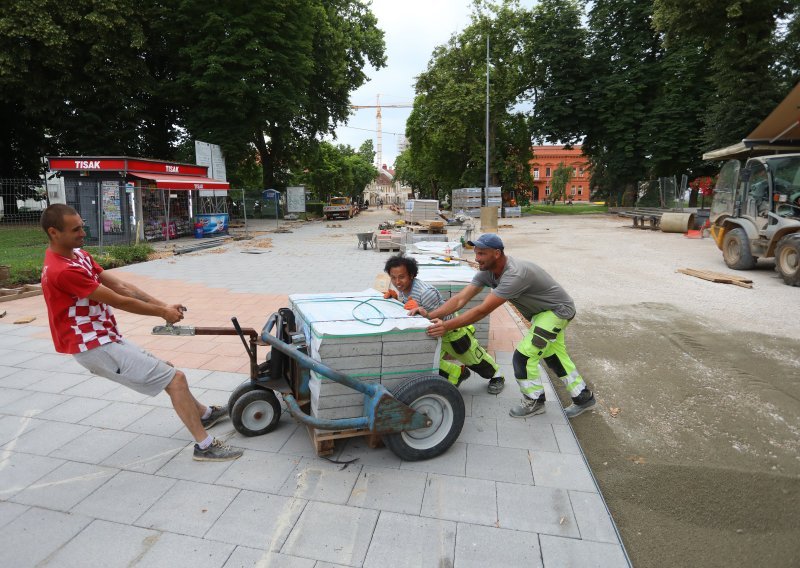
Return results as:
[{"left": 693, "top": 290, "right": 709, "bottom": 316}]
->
[
  {"left": 722, "top": 227, "right": 756, "bottom": 270},
  {"left": 227, "top": 380, "right": 260, "bottom": 411},
  {"left": 775, "top": 235, "right": 800, "bottom": 286},
  {"left": 231, "top": 389, "right": 281, "bottom": 437},
  {"left": 383, "top": 375, "right": 465, "bottom": 461}
]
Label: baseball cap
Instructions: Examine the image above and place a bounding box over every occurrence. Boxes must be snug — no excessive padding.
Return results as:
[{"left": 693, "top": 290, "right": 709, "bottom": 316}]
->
[{"left": 467, "top": 233, "right": 504, "bottom": 250}]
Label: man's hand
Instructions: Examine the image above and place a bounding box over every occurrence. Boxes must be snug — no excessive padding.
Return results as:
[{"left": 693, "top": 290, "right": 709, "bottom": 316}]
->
[
  {"left": 404, "top": 298, "right": 419, "bottom": 310},
  {"left": 407, "top": 306, "right": 429, "bottom": 318},
  {"left": 426, "top": 318, "right": 448, "bottom": 337},
  {"left": 162, "top": 304, "right": 186, "bottom": 325},
  {"left": 383, "top": 289, "right": 398, "bottom": 300}
]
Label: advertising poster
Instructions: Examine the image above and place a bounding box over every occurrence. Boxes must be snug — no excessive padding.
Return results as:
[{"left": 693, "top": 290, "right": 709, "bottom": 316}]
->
[
  {"left": 196, "top": 213, "right": 229, "bottom": 236},
  {"left": 287, "top": 186, "right": 306, "bottom": 213},
  {"left": 101, "top": 181, "right": 122, "bottom": 234}
]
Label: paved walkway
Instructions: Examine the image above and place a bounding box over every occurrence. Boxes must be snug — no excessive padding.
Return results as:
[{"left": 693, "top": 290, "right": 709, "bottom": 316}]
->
[{"left": 0, "top": 210, "right": 630, "bottom": 567}]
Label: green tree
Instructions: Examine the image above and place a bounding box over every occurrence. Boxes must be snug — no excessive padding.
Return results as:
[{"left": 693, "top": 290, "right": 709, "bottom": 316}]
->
[{"left": 549, "top": 162, "right": 572, "bottom": 204}]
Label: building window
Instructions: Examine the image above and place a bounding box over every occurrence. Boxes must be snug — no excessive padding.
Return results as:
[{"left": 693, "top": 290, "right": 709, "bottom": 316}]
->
[
  {"left": 545, "top": 167, "right": 551, "bottom": 177},
  {"left": 545, "top": 186, "right": 550, "bottom": 196},
  {"left": 578, "top": 186, "right": 583, "bottom": 195},
  {"left": 571, "top": 185, "right": 576, "bottom": 195},
  {"left": 572, "top": 167, "right": 577, "bottom": 177},
  {"left": 579, "top": 167, "right": 584, "bottom": 177},
  {"left": 533, "top": 167, "right": 539, "bottom": 180}
]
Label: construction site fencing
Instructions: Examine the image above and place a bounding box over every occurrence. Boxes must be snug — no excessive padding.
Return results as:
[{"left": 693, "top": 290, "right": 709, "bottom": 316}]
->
[{"left": 636, "top": 176, "right": 689, "bottom": 209}]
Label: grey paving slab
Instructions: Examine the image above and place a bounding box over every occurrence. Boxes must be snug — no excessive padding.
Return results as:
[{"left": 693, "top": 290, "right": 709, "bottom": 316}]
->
[
  {"left": 0, "top": 500, "right": 29, "bottom": 529},
  {"left": 347, "top": 465, "right": 428, "bottom": 515},
  {"left": 216, "top": 449, "right": 300, "bottom": 493},
  {"left": 225, "top": 419, "right": 299, "bottom": 453},
  {"left": 0, "top": 367, "right": 58, "bottom": 389},
  {"left": 282, "top": 501, "right": 379, "bottom": 566},
  {"left": 100, "top": 433, "right": 187, "bottom": 474},
  {"left": 399, "top": 441, "right": 467, "bottom": 476},
  {"left": 278, "top": 456, "right": 362, "bottom": 504},
  {"left": 44, "top": 519, "right": 159, "bottom": 568},
  {"left": 0, "top": 334, "right": 31, "bottom": 348},
  {"left": 72, "top": 469, "right": 176, "bottom": 523},
  {"left": 0, "top": 413, "right": 43, "bottom": 445},
  {"left": 223, "top": 547, "right": 316, "bottom": 568},
  {"left": 466, "top": 443, "right": 534, "bottom": 485},
  {"left": 13, "top": 352, "right": 87, "bottom": 373},
  {"left": 0, "top": 386, "right": 36, "bottom": 409},
  {"left": 0, "top": 364, "right": 19, "bottom": 378},
  {"left": 336, "top": 436, "right": 404, "bottom": 469},
  {"left": 79, "top": 400, "right": 153, "bottom": 429},
  {"left": 0, "top": 506, "right": 92, "bottom": 568},
  {"left": 455, "top": 522, "right": 543, "bottom": 568},
  {"left": 134, "top": 478, "right": 239, "bottom": 537},
  {"left": 552, "top": 423, "right": 583, "bottom": 455},
  {"left": 362, "top": 511, "right": 457, "bottom": 568},
  {"left": 205, "top": 490, "right": 306, "bottom": 550},
  {"left": 540, "top": 534, "right": 629, "bottom": 568},
  {"left": 0, "top": 451, "right": 64, "bottom": 499},
  {"left": 421, "top": 473, "right": 497, "bottom": 526},
  {"left": 157, "top": 443, "right": 235, "bottom": 483},
  {"left": 61, "top": 375, "right": 120, "bottom": 397},
  {"left": 49, "top": 427, "right": 139, "bottom": 464},
  {"left": 473, "top": 397, "right": 568, "bottom": 425},
  {"left": 2, "top": 419, "right": 89, "bottom": 455},
  {"left": 0, "top": 390, "right": 70, "bottom": 416},
  {"left": 36, "top": 396, "right": 112, "bottom": 423},
  {"left": 496, "top": 421, "right": 560, "bottom": 452},
  {"left": 458, "top": 416, "right": 498, "bottom": 445},
  {"left": 11, "top": 460, "right": 118, "bottom": 511},
  {"left": 531, "top": 450, "right": 597, "bottom": 492},
  {"left": 99, "top": 383, "right": 149, "bottom": 403},
  {"left": 13, "top": 337, "right": 56, "bottom": 353},
  {"left": 496, "top": 481, "right": 579, "bottom": 537},
  {"left": 135, "top": 530, "right": 236, "bottom": 568},
  {"left": 125, "top": 406, "right": 185, "bottom": 437},
  {"left": 0, "top": 348, "right": 38, "bottom": 366},
  {"left": 278, "top": 424, "right": 336, "bottom": 457},
  {"left": 27, "top": 370, "right": 91, "bottom": 393},
  {"left": 570, "top": 490, "right": 620, "bottom": 543},
  {"left": 194, "top": 370, "right": 249, "bottom": 391},
  {"left": 0, "top": 323, "right": 46, "bottom": 336}
]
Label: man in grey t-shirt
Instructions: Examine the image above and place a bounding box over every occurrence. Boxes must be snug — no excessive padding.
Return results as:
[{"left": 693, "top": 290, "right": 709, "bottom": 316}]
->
[{"left": 421, "top": 233, "right": 595, "bottom": 418}]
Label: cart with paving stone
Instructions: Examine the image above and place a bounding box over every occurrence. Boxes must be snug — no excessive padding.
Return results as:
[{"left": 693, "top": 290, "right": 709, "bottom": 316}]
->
[{"left": 154, "top": 291, "right": 466, "bottom": 460}]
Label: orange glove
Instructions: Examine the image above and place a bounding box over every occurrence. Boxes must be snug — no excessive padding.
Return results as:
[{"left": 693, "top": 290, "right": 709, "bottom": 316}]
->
[
  {"left": 383, "top": 289, "right": 398, "bottom": 300},
  {"left": 404, "top": 298, "right": 419, "bottom": 310}
]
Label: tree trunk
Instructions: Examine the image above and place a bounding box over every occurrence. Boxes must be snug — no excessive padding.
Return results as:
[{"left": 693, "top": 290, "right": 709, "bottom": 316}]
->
[{"left": 253, "top": 131, "right": 273, "bottom": 189}]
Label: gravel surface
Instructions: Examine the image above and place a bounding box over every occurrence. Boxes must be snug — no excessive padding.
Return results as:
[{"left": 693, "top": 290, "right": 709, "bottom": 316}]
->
[{"left": 496, "top": 214, "right": 799, "bottom": 568}]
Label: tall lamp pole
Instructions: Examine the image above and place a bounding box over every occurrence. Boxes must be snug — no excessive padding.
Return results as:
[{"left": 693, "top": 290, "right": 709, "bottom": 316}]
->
[{"left": 485, "top": 35, "right": 490, "bottom": 192}]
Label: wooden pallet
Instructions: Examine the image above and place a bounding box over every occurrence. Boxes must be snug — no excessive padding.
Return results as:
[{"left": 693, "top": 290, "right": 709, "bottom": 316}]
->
[
  {"left": 307, "top": 425, "right": 384, "bottom": 456},
  {"left": 408, "top": 225, "right": 446, "bottom": 234},
  {"left": 677, "top": 268, "right": 753, "bottom": 288}
]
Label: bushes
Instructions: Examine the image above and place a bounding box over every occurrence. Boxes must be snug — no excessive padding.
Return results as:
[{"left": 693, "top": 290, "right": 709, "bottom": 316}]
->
[{"left": 306, "top": 202, "right": 325, "bottom": 217}]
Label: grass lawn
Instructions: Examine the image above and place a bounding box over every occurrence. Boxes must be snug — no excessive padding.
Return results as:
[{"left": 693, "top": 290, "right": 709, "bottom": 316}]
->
[
  {"left": 522, "top": 203, "right": 608, "bottom": 215},
  {"left": 0, "top": 226, "right": 47, "bottom": 285}
]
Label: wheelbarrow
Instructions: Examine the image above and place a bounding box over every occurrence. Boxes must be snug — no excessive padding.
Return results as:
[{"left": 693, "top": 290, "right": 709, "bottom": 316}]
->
[
  {"left": 153, "top": 309, "right": 465, "bottom": 461},
  {"left": 356, "top": 231, "right": 374, "bottom": 250}
]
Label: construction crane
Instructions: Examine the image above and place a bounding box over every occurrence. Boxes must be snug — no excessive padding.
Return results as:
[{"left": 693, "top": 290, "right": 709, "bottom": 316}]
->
[{"left": 351, "top": 94, "right": 412, "bottom": 170}]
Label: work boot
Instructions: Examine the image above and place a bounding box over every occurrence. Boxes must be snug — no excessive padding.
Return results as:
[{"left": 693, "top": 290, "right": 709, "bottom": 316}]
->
[
  {"left": 564, "top": 389, "right": 596, "bottom": 418},
  {"left": 509, "top": 395, "right": 546, "bottom": 418},
  {"left": 487, "top": 376, "right": 505, "bottom": 394},
  {"left": 455, "top": 366, "right": 471, "bottom": 387},
  {"left": 193, "top": 438, "right": 243, "bottom": 462},
  {"left": 201, "top": 405, "right": 229, "bottom": 429}
]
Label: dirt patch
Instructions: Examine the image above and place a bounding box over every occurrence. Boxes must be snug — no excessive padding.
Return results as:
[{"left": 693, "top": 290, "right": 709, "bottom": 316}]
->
[
  {"left": 147, "top": 250, "right": 174, "bottom": 261},
  {"left": 561, "top": 303, "right": 800, "bottom": 568},
  {"left": 242, "top": 238, "right": 273, "bottom": 249}
]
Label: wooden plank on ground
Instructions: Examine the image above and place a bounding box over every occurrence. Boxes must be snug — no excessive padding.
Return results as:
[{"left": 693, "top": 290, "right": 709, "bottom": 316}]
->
[{"left": 677, "top": 268, "right": 753, "bottom": 288}]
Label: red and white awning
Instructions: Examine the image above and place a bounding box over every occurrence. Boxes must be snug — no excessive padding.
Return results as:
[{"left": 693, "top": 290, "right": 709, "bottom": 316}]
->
[{"left": 130, "top": 172, "right": 229, "bottom": 191}]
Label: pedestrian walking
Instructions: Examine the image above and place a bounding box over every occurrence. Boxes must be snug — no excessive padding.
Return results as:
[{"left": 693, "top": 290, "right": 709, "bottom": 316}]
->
[
  {"left": 420, "top": 233, "right": 595, "bottom": 418},
  {"left": 39, "top": 204, "right": 243, "bottom": 461}
]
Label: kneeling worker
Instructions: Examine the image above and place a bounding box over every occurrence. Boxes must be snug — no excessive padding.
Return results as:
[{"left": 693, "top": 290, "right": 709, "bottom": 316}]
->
[
  {"left": 420, "top": 234, "right": 595, "bottom": 419},
  {"left": 383, "top": 255, "right": 505, "bottom": 393}
]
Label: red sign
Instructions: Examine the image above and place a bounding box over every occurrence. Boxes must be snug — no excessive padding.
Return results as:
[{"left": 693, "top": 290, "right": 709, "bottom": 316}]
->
[
  {"left": 48, "top": 158, "right": 126, "bottom": 171},
  {"left": 47, "top": 156, "right": 209, "bottom": 177}
]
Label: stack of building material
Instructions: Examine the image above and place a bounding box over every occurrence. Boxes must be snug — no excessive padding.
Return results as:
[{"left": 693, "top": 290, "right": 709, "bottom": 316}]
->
[
  {"left": 399, "top": 237, "right": 462, "bottom": 257},
  {"left": 404, "top": 200, "right": 439, "bottom": 223},
  {"left": 452, "top": 188, "right": 483, "bottom": 217},
  {"left": 289, "top": 291, "right": 441, "bottom": 420},
  {"left": 375, "top": 231, "right": 402, "bottom": 251},
  {"left": 503, "top": 206, "right": 522, "bottom": 218},
  {"left": 417, "top": 265, "right": 490, "bottom": 346}
]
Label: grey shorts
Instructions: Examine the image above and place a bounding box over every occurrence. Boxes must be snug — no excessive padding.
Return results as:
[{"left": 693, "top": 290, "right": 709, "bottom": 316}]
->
[{"left": 73, "top": 339, "right": 177, "bottom": 396}]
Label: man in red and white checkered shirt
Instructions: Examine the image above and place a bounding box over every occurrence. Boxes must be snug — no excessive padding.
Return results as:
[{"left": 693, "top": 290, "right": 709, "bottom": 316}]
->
[{"left": 40, "top": 204, "right": 242, "bottom": 462}]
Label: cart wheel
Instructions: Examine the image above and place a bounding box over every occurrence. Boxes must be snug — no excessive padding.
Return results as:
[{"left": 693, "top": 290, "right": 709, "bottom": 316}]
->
[
  {"left": 383, "top": 375, "right": 465, "bottom": 461},
  {"left": 231, "top": 389, "right": 281, "bottom": 437},
  {"left": 228, "top": 380, "right": 260, "bottom": 411}
]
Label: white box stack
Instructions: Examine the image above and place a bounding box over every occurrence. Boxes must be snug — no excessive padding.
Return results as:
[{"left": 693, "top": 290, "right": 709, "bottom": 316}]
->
[
  {"left": 289, "top": 291, "right": 441, "bottom": 420},
  {"left": 503, "top": 206, "right": 522, "bottom": 218},
  {"left": 451, "top": 187, "right": 482, "bottom": 217},
  {"left": 404, "top": 199, "right": 439, "bottom": 223},
  {"left": 416, "top": 265, "right": 491, "bottom": 347}
]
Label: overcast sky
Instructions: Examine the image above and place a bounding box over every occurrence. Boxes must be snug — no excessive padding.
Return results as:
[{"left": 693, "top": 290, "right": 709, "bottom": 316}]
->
[{"left": 330, "top": 0, "right": 533, "bottom": 169}]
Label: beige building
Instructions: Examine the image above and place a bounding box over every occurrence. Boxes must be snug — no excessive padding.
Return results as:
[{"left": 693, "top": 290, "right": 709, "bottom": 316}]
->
[{"left": 362, "top": 164, "right": 412, "bottom": 206}]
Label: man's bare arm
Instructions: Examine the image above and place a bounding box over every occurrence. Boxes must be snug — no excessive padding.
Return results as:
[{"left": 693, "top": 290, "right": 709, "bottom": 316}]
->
[
  {"left": 99, "top": 271, "right": 166, "bottom": 307},
  {"left": 425, "top": 285, "right": 483, "bottom": 320},
  {"left": 88, "top": 285, "right": 184, "bottom": 324}
]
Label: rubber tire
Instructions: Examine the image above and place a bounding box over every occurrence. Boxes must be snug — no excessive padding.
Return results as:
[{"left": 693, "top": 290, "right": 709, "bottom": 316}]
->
[
  {"left": 383, "top": 375, "right": 465, "bottom": 461},
  {"left": 775, "top": 235, "right": 800, "bottom": 286},
  {"left": 722, "top": 227, "right": 756, "bottom": 270},
  {"left": 227, "top": 380, "right": 260, "bottom": 411},
  {"left": 231, "top": 389, "right": 281, "bottom": 437}
]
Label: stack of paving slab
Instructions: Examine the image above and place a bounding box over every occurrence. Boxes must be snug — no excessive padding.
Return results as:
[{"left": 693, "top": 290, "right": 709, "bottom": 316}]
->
[
  {"left": 417, "top": 264, "right": 490, "bottom": 346},
  {"left": 452, "top": 187, "right": 483, "bottom": 217},
  {"left": 398, "top": 231, "right": 449, "bottom": 253},
  {"left": 374, "top": 230, "right": 402, "bottom": 251},
  {"left": 289, "top": 290, "right": 441, "bottom": 420},
  {"left": 400, "top": 238, "right": 462, "bottom": 257},
  {"left": 404, "top": 199, "right": 439, "bottom": 223}
]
